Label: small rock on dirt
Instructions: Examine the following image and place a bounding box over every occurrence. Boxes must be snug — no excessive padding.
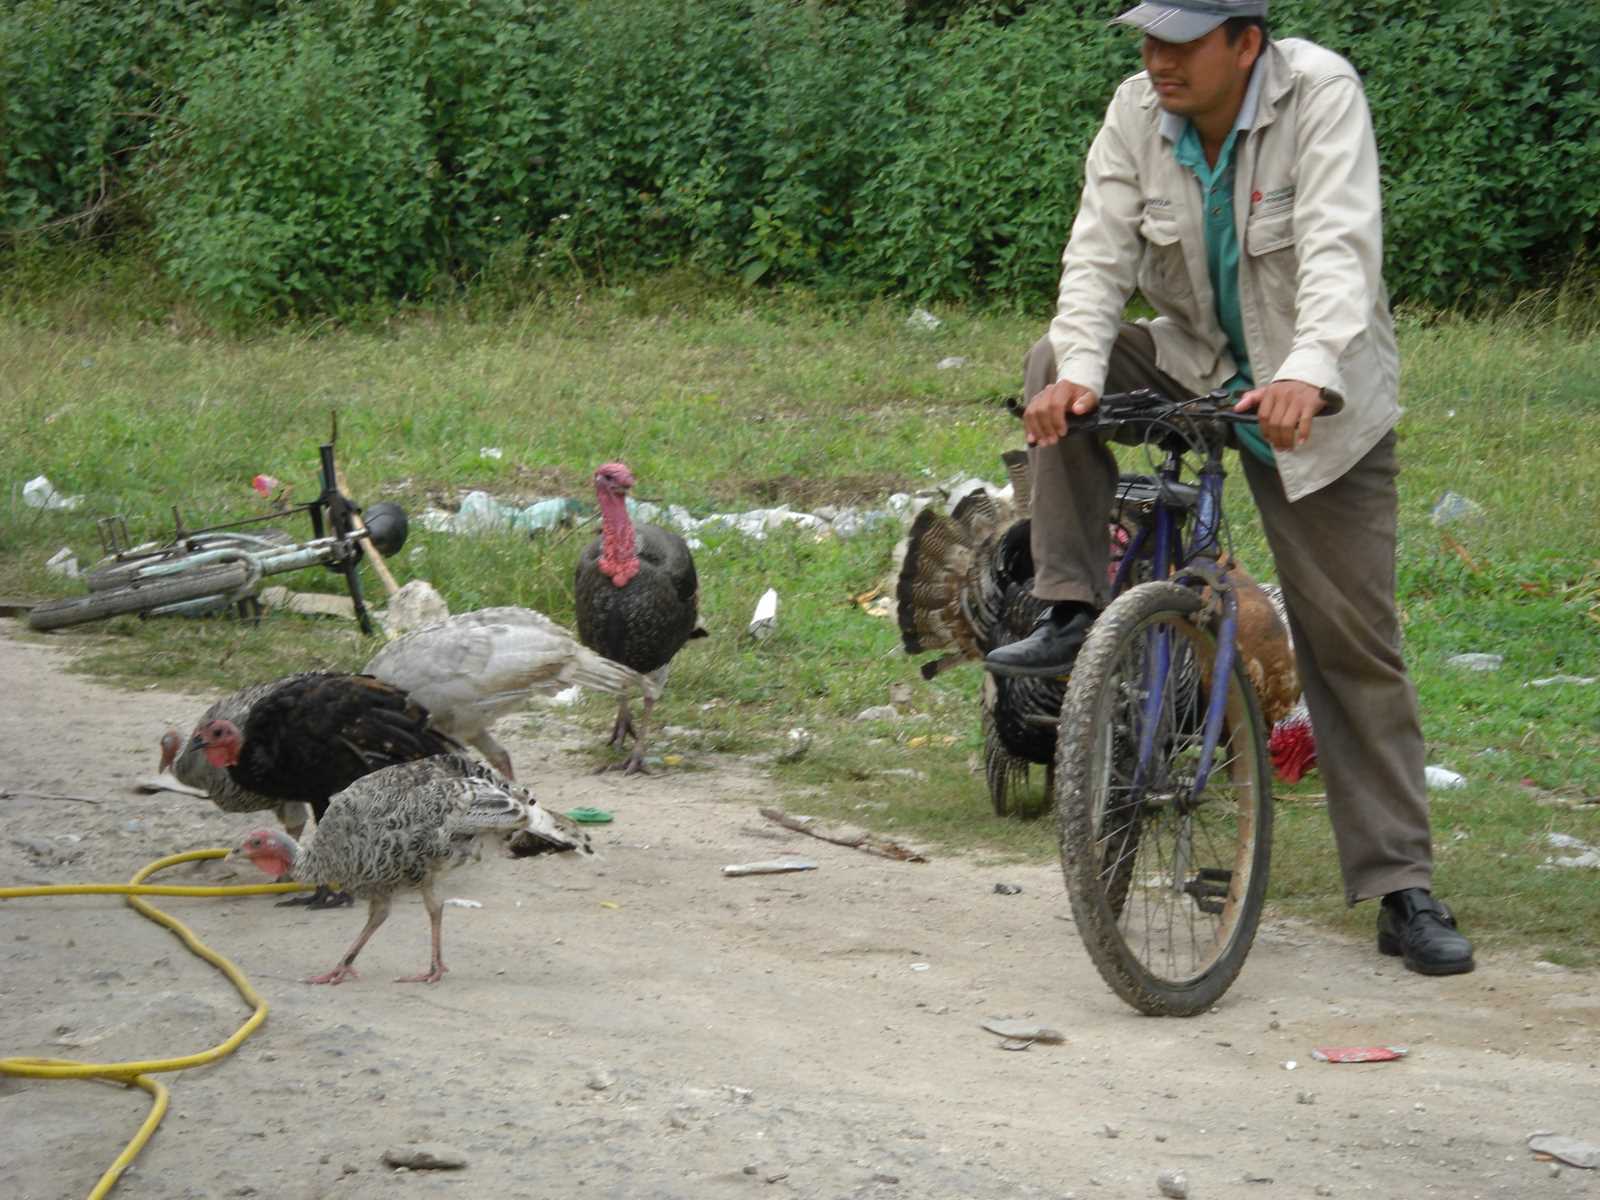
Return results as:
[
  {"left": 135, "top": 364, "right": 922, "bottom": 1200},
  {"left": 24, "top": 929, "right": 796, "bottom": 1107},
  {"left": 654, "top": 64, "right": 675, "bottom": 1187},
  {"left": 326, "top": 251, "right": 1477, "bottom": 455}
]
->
[
  {"left": 381, "top": 1144, "right": 467, "bottom": 1170},
  {"left": 1157, "top": 1168, "right": 1189, "bottom": 1198}
]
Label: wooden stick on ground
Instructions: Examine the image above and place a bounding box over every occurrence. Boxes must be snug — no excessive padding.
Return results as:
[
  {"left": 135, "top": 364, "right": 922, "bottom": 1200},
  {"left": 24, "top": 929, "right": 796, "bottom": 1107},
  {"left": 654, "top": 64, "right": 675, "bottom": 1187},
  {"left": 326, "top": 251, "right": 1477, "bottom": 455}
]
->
[
  {"left": 758, "top": 806, "right": 928, "bottom": 863},
  {"left": 332, "top": 464, "right": 401, "bottom": 599},
  {"left": 1, "top": 788, "right": 104, "bottom": 805}
]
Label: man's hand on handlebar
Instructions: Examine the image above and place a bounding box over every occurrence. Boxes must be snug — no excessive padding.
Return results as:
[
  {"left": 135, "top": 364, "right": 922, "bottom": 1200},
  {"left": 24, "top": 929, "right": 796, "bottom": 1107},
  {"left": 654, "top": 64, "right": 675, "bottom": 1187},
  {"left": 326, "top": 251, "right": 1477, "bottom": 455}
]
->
[
  {"left": 1024, "top": 379, "right": 1100, "bottom": 448},
  {"left": 1233, "top": 379, "right": 1325, "bottom": 450}
]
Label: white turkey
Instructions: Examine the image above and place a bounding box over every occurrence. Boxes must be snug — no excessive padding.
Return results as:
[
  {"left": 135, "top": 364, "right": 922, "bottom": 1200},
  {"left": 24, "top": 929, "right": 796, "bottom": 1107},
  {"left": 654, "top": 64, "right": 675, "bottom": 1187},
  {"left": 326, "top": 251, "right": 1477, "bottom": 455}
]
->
[
  {"left": 229, "top": 753, "right": 591, "bottom": 984},
  {"left": 363, "top": 606, "right": 659, "bottom": 779},
  {"left": 158, "top": 680, "right": 315, "bottom": 838},
  {"left": 574, "top": 461, "right": 707, "bottom": 773}
]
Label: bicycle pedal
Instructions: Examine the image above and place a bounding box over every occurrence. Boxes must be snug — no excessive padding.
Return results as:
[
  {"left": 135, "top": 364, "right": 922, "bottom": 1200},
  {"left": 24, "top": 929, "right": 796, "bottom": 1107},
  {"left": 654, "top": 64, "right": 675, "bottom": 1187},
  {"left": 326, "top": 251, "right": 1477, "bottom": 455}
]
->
[{"left": 1182, "top": 867, "right": 1233, "bottom": 914}]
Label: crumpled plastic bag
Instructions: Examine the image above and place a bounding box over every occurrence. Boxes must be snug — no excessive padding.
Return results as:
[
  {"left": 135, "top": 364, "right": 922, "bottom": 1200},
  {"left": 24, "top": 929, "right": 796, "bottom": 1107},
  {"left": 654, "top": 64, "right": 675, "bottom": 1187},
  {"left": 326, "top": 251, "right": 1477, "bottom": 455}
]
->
[{"left": 22, "top": 475, "right": 83, "bottom": 511}]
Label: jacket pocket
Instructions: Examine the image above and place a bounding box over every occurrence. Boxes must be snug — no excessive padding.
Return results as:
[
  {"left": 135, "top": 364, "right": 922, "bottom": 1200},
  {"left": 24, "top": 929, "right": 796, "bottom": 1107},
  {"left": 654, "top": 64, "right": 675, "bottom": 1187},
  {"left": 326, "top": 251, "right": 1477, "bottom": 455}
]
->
[
  {"left": 1244, "top": 212, "right": 1298, "bottom": 299},
  {"left": 1137, "top": 212, "right": 1192, "bottom": 305},
  {"left": 1245, "top": 213, "right": 1295, "bottom": 255}
]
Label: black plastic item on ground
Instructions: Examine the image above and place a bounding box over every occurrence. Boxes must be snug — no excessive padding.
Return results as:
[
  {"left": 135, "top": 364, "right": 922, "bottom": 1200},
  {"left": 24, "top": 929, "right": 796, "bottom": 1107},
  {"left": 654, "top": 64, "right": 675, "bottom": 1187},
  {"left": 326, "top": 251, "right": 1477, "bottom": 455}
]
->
[{"left": 361, "top": 501, "right": 409, "bottom": 557}]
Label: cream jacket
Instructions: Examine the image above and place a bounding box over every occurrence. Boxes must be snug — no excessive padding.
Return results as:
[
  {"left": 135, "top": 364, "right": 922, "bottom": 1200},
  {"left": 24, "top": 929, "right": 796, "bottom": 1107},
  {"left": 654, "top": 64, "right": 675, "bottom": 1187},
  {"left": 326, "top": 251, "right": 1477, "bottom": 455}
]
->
[{"left": 1048, "top": 37, "right": 1400, "bottom": 501}]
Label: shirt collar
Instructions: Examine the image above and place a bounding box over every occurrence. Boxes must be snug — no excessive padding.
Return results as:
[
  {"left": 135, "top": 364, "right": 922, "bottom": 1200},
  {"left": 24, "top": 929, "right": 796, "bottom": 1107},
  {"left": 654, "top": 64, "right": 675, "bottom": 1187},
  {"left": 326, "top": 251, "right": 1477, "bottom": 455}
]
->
[{"left": 1158, "top": 51, "right": 1267, "bottom": 143}]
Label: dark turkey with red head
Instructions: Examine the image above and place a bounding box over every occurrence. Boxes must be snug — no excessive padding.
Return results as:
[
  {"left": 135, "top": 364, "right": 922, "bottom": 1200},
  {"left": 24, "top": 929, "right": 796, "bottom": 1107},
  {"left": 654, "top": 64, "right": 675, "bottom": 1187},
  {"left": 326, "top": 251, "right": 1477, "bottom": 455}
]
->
[
  {"left": 188, "top": 672, "right": 466, "bottom": 906},
  {"left": 896, "top": 452, "right": 1300, "bottom": 816},
  {"left": 574, "top": 461, "right": 707, "bottom": 773}
]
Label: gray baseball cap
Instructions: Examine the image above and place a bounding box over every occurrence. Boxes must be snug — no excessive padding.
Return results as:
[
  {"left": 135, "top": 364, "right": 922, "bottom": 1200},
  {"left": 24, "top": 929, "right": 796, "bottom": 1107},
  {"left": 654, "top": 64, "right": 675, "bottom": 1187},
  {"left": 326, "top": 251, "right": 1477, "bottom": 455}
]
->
[{"left": 1113, "top": 0, "right": 1268, "bottom": 44}]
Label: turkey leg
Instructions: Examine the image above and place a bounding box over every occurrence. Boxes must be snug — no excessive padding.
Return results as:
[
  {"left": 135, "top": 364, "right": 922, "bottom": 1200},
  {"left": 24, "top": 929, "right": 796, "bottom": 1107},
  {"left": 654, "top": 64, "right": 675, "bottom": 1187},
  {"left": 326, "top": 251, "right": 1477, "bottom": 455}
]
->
[
  {"left": 395, "top": 883, "right": 449, "bottom": 984},
  {"left": 306, "top": 895, "right": 391, "bottom": 985}
]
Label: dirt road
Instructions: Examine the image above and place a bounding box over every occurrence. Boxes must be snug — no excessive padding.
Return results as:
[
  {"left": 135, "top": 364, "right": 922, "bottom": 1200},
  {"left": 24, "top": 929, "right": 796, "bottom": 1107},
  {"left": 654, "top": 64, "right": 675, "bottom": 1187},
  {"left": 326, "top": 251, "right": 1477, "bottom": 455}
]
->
[{"left": 1, "top": 623, "right": 1595, "bottom": 1200}]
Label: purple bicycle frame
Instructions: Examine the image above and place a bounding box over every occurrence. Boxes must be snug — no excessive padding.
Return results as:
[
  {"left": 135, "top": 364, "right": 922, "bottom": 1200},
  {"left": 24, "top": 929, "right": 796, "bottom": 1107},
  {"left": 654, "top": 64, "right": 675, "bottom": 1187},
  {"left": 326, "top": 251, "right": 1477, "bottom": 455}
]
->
[{"left": 1113, "top": 457, "right": 1241, "bottom": 803}]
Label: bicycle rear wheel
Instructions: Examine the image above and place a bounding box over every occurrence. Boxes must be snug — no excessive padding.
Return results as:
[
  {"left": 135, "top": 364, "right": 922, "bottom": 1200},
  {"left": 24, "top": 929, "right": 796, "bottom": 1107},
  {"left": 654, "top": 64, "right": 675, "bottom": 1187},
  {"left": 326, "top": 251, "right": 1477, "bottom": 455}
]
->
[
  {"left": 1055, "top": 581, "right": 1272, "bottom": 1016},
  {"left": 27, "top": 562, "right": 255, "bottom": 631}
]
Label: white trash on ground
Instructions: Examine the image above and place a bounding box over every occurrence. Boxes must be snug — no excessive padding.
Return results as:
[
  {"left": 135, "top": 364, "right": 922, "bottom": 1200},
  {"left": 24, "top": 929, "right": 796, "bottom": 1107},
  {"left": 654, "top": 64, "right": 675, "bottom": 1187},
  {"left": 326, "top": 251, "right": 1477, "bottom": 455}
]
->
[
  {"left": 22, "top": 475, "right": 83, "bottom": 511},
  {"left": 414, "top": 469, "right": 1009, "bottom": 548},
  {"left": 1525, "top": 674, "right": 1598, "bottom": 688},
  {"left": 1541, "top": 833, "right": 1600, "bottom": 871},
  {"left": 747, "top": 588, "right": 778, "bottom": 640},
  {"left": 1424, "top": 765, "right": 1467, "bottom": 790},
  {"left": 45, "top": 547, "right": 80, "bottom": 578},
  {"left": 1446, "top": 652, "right": 1503, "bottom": 671},
  {"left": 1429, "top": 491, "right": 1485, "bottom": 527}
]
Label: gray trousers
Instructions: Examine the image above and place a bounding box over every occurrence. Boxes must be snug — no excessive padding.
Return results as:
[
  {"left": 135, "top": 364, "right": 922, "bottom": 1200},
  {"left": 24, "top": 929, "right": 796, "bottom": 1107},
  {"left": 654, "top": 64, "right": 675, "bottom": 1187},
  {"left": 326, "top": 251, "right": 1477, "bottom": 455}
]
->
[{"left": 1025, "top": 326, "right": 1433, "bottom": 905}]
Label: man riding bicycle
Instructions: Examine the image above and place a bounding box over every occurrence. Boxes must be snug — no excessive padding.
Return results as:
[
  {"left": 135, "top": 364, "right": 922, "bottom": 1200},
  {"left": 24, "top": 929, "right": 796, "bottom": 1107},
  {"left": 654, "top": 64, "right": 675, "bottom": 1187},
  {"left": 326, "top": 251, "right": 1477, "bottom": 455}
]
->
[{"left": 984, "top": 0, "right": 1473, "bottom": 976}]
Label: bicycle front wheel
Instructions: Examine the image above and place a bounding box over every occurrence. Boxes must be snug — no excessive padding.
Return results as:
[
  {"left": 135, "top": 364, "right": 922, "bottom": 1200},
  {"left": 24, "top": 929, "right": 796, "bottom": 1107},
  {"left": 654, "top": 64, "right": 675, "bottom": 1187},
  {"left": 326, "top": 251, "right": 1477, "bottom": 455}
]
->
[
  {"left": 27, "top": 562, "right": 254, "bottom": 631},
  {"left": 1055, "top": 581, "right": 1272, "bottom": 1016}
]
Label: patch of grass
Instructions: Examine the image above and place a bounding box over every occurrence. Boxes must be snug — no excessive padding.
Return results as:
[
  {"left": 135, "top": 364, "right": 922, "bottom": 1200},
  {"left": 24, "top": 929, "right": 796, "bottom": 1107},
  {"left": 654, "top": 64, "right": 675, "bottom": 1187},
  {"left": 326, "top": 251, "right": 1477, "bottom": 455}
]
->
[{"left": 3, "top": 275, "right": 1597, "bottom": 964}]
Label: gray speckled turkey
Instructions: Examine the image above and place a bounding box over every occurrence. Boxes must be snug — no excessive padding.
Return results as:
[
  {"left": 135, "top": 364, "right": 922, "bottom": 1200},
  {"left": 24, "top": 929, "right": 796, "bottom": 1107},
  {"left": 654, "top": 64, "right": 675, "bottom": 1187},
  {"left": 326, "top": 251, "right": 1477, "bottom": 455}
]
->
[
  {"left": 574, "top": 462, "right": 707, "bottom": 773},
  {"left": 158, "top": 680, "right": 315, "bottom": 837},
  {"left": 230, "top": 753, "right": 592, "bottom": 984},
  {"left": 363, "top": 606, "right": 659, "bottom": 779}
]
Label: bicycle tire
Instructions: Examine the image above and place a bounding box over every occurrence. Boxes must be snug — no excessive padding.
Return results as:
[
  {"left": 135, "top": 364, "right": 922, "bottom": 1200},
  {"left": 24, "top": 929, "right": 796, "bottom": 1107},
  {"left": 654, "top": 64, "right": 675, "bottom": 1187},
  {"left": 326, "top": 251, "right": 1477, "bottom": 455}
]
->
[
  {"left": 1055, "top": 581, "right": 1272, "bottom": 1016},
  {"left": 27, "top": 562, "right": 255, "bottom": 631}
]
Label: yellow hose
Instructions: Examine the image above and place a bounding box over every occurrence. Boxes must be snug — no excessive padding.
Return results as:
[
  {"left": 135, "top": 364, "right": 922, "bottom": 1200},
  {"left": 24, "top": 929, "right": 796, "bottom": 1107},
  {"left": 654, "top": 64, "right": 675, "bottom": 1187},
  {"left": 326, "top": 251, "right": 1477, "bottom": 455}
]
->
[{"left": 0, "top": 848, "right": 313, "bottom": 1199}]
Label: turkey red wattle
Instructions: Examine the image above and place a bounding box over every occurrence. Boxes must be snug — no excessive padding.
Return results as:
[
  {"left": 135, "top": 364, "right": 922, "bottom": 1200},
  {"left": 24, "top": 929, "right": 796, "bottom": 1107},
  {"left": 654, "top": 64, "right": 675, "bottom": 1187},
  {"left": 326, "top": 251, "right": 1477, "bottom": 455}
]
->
[{"left": 1269, "top": 712, "right": 1317, "bottom": 783}]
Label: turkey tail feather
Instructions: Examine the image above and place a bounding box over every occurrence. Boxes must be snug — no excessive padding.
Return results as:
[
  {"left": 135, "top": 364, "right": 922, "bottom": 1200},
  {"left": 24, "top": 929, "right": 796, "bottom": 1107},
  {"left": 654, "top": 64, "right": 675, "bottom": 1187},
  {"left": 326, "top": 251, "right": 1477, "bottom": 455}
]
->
[
  {"left": 509, "top": 804, "right": 594, "bottom": 857},
  {"left": 565, "top": 646, "right": 663, "bottom": 701}
]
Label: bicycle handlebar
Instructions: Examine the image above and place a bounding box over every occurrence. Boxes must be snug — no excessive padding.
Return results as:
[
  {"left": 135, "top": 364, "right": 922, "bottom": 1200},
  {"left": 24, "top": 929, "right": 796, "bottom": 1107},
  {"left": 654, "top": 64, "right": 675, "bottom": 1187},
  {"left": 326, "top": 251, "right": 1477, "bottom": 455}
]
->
[{"left": 1067, "top": 388, "right": 1259, "bottom": 436}]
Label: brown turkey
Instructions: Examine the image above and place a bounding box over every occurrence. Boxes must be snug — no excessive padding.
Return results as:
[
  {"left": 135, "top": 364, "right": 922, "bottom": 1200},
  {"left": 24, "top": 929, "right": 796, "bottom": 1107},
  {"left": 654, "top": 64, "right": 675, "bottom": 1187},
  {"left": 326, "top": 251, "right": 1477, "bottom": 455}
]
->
[
  {"left": 896, "top": 452, "right": 1299, "bottom": 815},
  {"left": 574, "top": 462, "right": 707, "bottom": 774},
  {"left": 230, "top": 753, "right": 592, "bottom": 985},
  {"left": 189, "top": 672, "right": 467, "bottom": 907}
]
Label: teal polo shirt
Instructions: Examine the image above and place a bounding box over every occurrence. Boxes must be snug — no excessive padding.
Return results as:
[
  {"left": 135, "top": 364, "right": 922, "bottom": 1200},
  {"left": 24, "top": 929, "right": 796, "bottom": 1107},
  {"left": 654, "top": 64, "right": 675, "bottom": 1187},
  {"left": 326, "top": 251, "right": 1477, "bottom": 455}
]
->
[{"left": 1170, "top": 96, "right": 1276, "bottom": 467}]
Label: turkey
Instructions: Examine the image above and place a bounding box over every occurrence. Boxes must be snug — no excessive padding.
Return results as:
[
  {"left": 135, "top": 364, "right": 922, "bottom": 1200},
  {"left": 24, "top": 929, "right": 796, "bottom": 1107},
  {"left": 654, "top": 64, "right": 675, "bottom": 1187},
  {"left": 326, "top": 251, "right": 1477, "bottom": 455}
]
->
[
  {"left": 363, "top": 607, "right": 660, "bottom": 780},
  {"left": 157, "top": 680, "right": 315, "bottom": 838},
  {"left": 574, "top": 461, "right": 707, "bottom": 774},
  {"left": 1258, "top": 583, "right": 1318, "bottom": 783},
  {"left": 896, "top": 452, "right": 1300, "bottom": 814},
  {"left": 895, "top": 451, "right": 1073, "bottom": 815},
  {"left": 188, "top": 672, "right": 467, "bottom": 907},
  {"left": 229, "top": 754, "right": 592, "bottom": 984}
]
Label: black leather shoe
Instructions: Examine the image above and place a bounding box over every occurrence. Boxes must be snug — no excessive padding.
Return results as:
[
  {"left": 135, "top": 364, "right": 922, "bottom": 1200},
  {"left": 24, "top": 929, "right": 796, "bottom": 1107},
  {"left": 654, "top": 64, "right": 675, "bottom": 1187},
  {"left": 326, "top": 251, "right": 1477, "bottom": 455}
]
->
[
  {"left": 1377, "top": 888, "right": 1475, "bottom": 975},
  {"left": 983, "top": 604, "right": 1096, "bottom": 678}
]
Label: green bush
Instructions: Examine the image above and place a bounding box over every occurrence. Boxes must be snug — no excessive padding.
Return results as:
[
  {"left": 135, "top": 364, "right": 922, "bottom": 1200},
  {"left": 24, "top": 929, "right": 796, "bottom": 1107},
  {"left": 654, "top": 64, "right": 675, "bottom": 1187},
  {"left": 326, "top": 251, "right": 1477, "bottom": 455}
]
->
[
  {"left": 2, "top": 0, "right": 1597, "bottom": 318},
  {"left": 146, "top": 12, "right": 434, "bottom": 322},
  {"left": 0, "top": 0, "right": 272, "bottom": 240}
]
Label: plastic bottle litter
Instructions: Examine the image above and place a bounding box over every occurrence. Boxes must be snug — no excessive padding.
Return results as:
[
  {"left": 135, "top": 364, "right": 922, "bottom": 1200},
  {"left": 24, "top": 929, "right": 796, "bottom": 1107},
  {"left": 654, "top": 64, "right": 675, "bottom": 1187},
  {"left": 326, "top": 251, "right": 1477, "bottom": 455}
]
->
[
  {"left": 1429, "top": 491, "right": 1484, "bottom": 527},
  {"left": 1446, "top": 652, "right": 1503, "bottom": 671},
  {"left": 1424, "top": 765, "right": 1467, "bottom": 790},
  {"left": 1525, "top": 674, "right": 1598, "bottom": 688},
  {"left": 936, "top": 356, "right": 969, "bottom": 370},
  {"left": 22, "top": 475, "right": 83, "bottom": 511}
]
